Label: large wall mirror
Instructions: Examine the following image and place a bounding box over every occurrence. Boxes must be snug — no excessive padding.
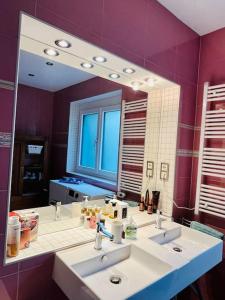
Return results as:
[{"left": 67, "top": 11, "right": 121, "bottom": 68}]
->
[{"left": 7, "top": 13, "right": 180, "bottom": 256}]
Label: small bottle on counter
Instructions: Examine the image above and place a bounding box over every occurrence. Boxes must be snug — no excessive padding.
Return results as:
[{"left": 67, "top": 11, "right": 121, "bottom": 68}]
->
[
  {"left": 83, "top": 195, "right": 89, "bottom": 214},
  {"left": 147, "top": 198, "right": 153, "bottom": 214},
  {"left": 102, "top": 199, "right": 110, "bottom": 216},
  {"left": 84, "top": 210, "right": 91, "bottom": 229},
  {"left": 7, "top": 216, "right": 21, "bottom": 257},
  {"left": 80, "top": 207, "right": 86, "bottom": 225},
  {"left": 90, "top": 211, "right": 97, "bottom": 229},
  {"left": 139, "top": 195, "right": 145, "bottom": 212},
  {"left": 109, "top": 202, "right": 118, "bottom": 219},
  {"left": 125, "top": 216, "right": 137, "bottom": 240}
]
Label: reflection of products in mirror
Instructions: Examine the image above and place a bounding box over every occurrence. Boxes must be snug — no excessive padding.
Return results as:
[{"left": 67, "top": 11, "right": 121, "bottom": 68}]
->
[
  {"left": 90, "top": 211, "right": 97, "bottom": 229},
  {"left": 139, "top": 196, "right": 145, "bottom": 212},
  {"left": 109, "top": 202, "right": 118, "bottom": 219},
  {"left": 7, "top": 216, "right": 21, "bottom": 257},
  {"left": 20, "top": 227, "right": 31, "bottom": 249},
  {"left": 102, "top": 199, "right": 110, "bottom": 216},
  {"left": 152, "top": 191, "right": 160, "bottom": 213}
]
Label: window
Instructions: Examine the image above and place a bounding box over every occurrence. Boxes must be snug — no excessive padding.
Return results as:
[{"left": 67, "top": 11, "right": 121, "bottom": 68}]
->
[
  {"left": 80, "top": 113, "right": 98, "bottom": 169},
  {"left": 77, "top": 106, "right": 121, "bottom": 181},
  {"left": 67, "top": 90, "right": 122, "bottom": 183}
]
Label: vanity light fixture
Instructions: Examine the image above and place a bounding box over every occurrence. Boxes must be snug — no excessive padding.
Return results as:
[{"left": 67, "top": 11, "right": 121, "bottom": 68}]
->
[
  {"left": 28, "top": 73, "right": 35, "bottom": 77},
  {"left": 44, "top": 48, "right": 59, "bottom": 56},
  {"left": 80, "top": 62, "right": 94, "bottom": 69},
  {"left": 109, "top": 73, "right": 120, "bottom": 79},
  {"left": 55, "top": 39, "right": 71, "bottom": 48},
  {"left": 123, "top": 67, "right": 135, "bottom": 74},
  {"left": 131, "top": 81, "right": 143, "bottom": 91},
  {"left": 145, "top": 77, "right": 157, "bottom": 87},
  {"left": 46, "top": 62, "right": 54, "bottom": 66},
  {"left": 93, "top": 56, "right": 107, "bottom": 63}
]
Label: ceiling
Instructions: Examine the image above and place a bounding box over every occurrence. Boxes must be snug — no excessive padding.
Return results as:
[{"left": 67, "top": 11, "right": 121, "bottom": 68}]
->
[
  {"left": 19, "top": 14, "right": 177, "bottom": 93},
  {"left": 158, "top": 0, "right": 225, "bottom": 35},
  {"left": 18, "top": 50, "right": 95, "bottom": 92}
]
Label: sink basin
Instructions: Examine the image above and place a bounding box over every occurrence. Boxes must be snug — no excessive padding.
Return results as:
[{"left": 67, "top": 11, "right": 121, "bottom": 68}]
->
[
  {"left": 148, "top": 223, "right": 223, "bottom": 296},
  {"left": 150, "top": 226, "right": 206, "bottom": 260},
  {"left": 150, "top": 225, "right": 218, "bottom": 260},
  {"left": 53, "top": 241, "right": 175, "bottom": 300}
]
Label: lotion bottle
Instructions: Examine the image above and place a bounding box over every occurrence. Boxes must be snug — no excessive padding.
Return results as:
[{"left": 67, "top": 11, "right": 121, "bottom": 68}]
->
[{"left": 7, "top": 216, "right": 21, "bottom": 257}]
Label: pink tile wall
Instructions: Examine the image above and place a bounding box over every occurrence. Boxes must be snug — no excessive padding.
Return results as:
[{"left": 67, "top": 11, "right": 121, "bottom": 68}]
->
[
  {"left": 189, "top": 27, "right": 225, "bottom": 300},
  {"left": 0, "top": 0, "right": 200, "bottom": 298},
  {"left": 16, "top": 84, "right": 54, "bottom": 138}
]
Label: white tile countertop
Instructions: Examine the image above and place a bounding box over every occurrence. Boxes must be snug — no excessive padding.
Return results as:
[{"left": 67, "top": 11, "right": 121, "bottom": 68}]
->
[{"left": 6, "top": 207, "right": 166, "bottom": 264}]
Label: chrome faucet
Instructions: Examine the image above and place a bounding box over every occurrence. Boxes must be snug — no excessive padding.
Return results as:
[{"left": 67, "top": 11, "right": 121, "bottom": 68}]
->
[
  {"left": 94, "top": 222, "right": 114, "bottom": 250},
  {"left": 50, "top": 200, "right": 61, "bottom": 221}
]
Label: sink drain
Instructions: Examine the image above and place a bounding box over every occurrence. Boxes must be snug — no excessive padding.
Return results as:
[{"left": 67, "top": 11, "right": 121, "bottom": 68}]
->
[
  {"left": 110, "top": 275, "right": 122, "bottom": 285},
  {"left": 173, "top": 247, "right": 182, "bottom": 252}
]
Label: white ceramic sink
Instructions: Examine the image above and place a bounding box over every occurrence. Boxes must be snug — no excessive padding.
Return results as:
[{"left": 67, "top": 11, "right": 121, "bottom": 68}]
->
[
  {"left": 53, "top": 222, "right": 223, "bottom": 300},
  {"left": 53, "top": 241, "right": 176, "bottom": 300},
  {"left": 147, "top": 223, "right": 223, "bottom": 296},
  {"left": 149, "top": 224, "right": 219, "bottom": 260}
]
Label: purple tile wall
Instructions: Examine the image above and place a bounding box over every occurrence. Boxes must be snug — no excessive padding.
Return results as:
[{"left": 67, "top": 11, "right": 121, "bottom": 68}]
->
[{"left": 0, "top": 0, "right": 200, "bottom": 299}]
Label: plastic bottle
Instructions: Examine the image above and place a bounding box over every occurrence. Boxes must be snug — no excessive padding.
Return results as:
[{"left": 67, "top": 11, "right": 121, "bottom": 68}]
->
[
  {"left": 109, "top": 202, "right": 118, "bottom": 219},
  {"left": 90, "top": 211, "right": 97, "bottom": 229},
  {"left": 102, "top": 199, "right": 110, "bottom": 216},
  {"left": 83, "top": 195, "right": 89, "bottom": 213},
  {"left": 7, "top": 216, "right": 21, "bottom": 257},
  {"left": 84, "top": 210, "right": 91, "bottom": 229},
  {"left": 139, "top": 196, "right": 145, "bottom": 212},
  {"left": 125, "top": 216, "right": 137, "bottom": 240}
]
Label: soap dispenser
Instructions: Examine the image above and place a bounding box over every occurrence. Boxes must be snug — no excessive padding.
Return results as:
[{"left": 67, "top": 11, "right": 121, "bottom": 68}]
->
[
  {"left": 125, "top": 216, "right": 137, "bottom": 240},
  {"left": 83, "top": 195, "right": 89, "bottom": 213}
]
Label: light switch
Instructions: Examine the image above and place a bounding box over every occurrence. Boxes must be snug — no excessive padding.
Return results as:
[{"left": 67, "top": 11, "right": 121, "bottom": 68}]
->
[
  {"left": 160, "top": 163, "right": 169, "bottom": 180},
  {"left": 146, "top": 161, "right": 154, "bottom": 178}
]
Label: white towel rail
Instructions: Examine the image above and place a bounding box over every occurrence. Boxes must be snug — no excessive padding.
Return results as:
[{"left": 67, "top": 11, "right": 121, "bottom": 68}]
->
[
  {"left": 195, "top": 82, "right": 225, "bottom": 218},
  {"left": 118, "top": 99, "right": 147, "bottom": 194}
]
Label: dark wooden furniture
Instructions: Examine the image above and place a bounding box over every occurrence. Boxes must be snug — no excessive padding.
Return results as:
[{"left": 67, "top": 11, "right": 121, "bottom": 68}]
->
[{"left": 11, "top": 135, "right": 49, "bottom": 210}]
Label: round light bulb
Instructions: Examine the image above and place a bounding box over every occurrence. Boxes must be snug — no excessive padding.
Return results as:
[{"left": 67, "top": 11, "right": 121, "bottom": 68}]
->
[
  {"left": 55, "top": 39, "right": 71, "bottom": 48},
  {"left": 93, "top": 56, "right": 107, "bottom": 63},
  {"left": 145, "top": 78, "right": 156, "bottom": 87},
  {"left": 80, "top": 62, "right": 94, "bottom": 69},
  {"left": 44, "top": 48, "right": 59, "bottom": 56},
  {"left": 131, "top": 81, "right": 142, "bottom": 91},
  {"left": 109, "top": 73, "right": 120, "bottom": 79},
  {"left": 123, "top": 67, "right": 135, "bottom": 74}
]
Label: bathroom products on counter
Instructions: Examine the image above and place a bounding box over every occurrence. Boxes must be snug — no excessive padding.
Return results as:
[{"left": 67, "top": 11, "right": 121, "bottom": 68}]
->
[
  {"left": 152, "top": 191, "right": 160, "bottom": 213},
  {"left": 155, "top": 209, "right": 162, "bottom": 229},
  {"left": 139, "top": 195, "right": 145, "bottom": 212},
  {"left": 7, "top": 216, "right": 21, "bottom": 257},
  {"left": 90, "top": 210, "right": 97, "bottom": 229},
  {"left": 125, "top": 216, "right": 137, "bottom": 240},
  {"left": 109, "top": 202, "right": 118, "bottom": 219},
  {"left": 102, "top": 199, "right": 110, "bottom": 216},
  {"left": 116, "top": 201, "right": 128, "bottom": 219},
  {"left": 111, "top": 221, "right": 123, "bottom": 244},
  {"left": 84, "top": 210, "right": 91, "bottom": 229}
]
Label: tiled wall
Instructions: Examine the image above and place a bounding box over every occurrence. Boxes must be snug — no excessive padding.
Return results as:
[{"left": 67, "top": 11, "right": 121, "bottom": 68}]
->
[
  {"left": 142, "top": 86, "right": 180, "bottom": 217},
  {"left": 0, "top": 0, "right": 200, "bottom": 299}
]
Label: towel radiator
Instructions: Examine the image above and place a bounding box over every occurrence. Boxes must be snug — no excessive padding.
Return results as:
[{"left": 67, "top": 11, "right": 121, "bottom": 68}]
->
[
  {"left": 195, "top": 82, "right": 225, "bottom": 218},
  {"left": 118, "top": 98, "right": 147, "bottom": 194}
]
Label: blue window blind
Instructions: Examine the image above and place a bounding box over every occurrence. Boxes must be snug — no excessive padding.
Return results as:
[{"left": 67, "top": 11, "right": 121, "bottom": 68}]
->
[
  {"left": 80, "top": 113, "right": 98, "bottom": 168},
  {"left": 101, "top": 110, "right": 121, "bottom": 173}
]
